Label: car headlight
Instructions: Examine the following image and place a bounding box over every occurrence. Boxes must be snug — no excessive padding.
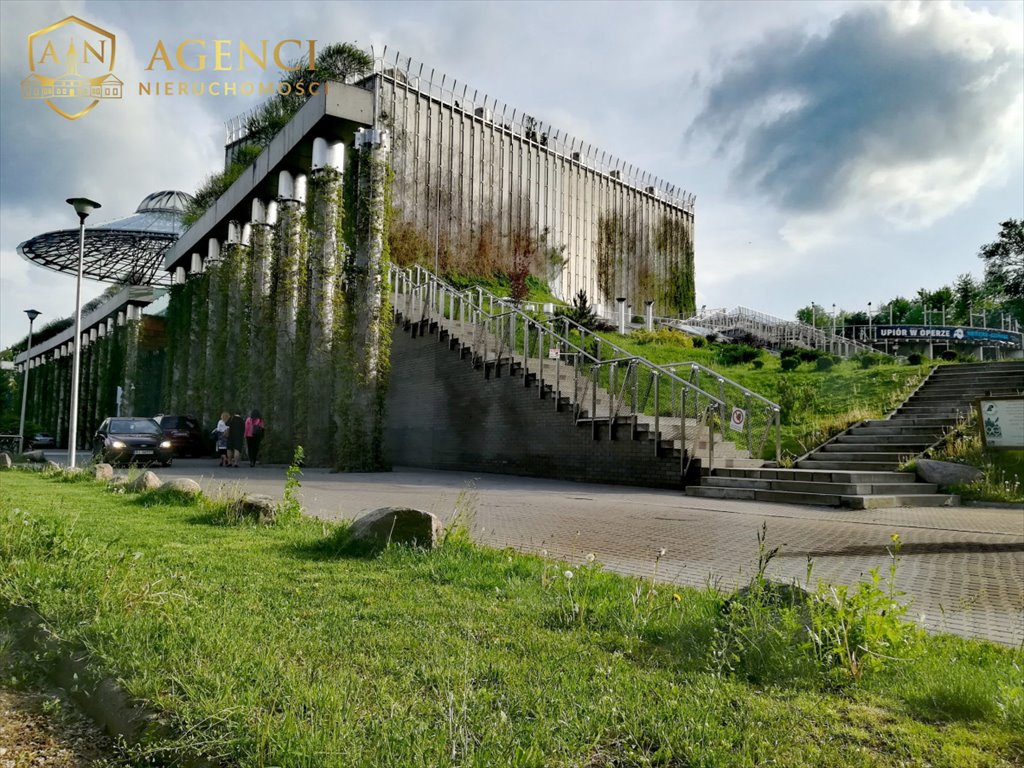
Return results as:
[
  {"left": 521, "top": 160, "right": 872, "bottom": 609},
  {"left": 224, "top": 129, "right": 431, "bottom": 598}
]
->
[
  {"left": 111, "top": 440, "right": 126, "bottom": 449},
  {"left": 160, "top": 440, "right": 172, "bottom": 449}
]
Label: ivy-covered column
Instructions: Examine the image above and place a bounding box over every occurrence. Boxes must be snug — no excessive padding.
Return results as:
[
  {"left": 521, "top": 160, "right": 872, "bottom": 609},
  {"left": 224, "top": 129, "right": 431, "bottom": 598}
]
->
[
  {"left": 248, "top": 202, "right": 273, "bottom": 422},
  {"left": 122, "top": 321, "right": 139, "bottom": 416},
  {"left": 55, "top": 352, "right": 69, "bottom": 447},
  {"left": 268, "top": 175, "right": 305, "bottom": 463},
  {"left": 335, "top": 129, "right": 392, "bottom": 471},
  {"left": 305, "top": 160, "right": 342, "bottom": 466}
]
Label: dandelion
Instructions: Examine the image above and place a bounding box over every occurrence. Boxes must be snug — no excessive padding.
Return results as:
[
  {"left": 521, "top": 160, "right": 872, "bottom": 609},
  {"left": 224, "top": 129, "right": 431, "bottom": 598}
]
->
[
  {"left": 658, "top": 548, "right": 666, "bottom": 557},
  {"left": 564, "top": 570, "right": 574, "bottom": 580},
  {"left": 672, "top": 593, "right": 682, "bottom": 602},
  {"left": 585, "top": 553, "right": 596, "bottom": 563},
  {"left": 540, "top": 549, "right": 548, "bottom": 557}
]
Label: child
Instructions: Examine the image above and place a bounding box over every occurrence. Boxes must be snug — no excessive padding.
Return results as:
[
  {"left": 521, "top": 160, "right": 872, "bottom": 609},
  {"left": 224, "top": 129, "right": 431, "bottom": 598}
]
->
[{"left": 212, "top": 411, "right": 230, "bottom": 466}]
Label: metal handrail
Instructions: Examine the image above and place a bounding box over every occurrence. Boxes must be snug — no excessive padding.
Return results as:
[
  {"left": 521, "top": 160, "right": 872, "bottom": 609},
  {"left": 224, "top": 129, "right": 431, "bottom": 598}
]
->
[
  {"left": 390, "top": 265, "right": 726, "bottom": 472},
  {"left": 539, "top": 312, "right": 780, "bottom": 462}
]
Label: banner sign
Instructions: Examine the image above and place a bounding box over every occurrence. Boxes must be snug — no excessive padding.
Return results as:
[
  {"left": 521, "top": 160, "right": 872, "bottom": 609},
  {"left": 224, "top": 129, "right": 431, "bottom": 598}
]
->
[{"left": 873, "top": 325, "right": 1022, "bottom": 345}]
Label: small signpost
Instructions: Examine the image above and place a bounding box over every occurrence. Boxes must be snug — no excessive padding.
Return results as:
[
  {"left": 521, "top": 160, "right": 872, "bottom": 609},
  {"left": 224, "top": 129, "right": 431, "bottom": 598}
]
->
[
  {"left": 976, "top": 397, "right": 1024, "bottom": 450},
  {"left": 729, "top": 407, "right": 746, "bottom": 433},
  {"left": 548, "top": 347, "right": 559, "bottom": 360}
]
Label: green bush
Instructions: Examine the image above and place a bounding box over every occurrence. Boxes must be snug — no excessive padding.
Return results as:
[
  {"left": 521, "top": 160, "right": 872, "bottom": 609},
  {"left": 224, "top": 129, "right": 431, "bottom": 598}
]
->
[
  {"left": 799, "top": 348, "right": 823, "bottom": 363},
  {"left": 907, "top": 353, "right": 923, "bottom": 365},
  {"left": 692, "top": 337, "right": 705, "bottom": 348},
  {"left": 941, "top": 349, "right": 958, "bottom": 361},
  {"left": 780, "top": 347, "right": 799, "bottom": 359},
  {"left": 854, "top": 352, "right": 888, "bottom": 369},
  {"left": 751, "top": 359, "right": 764, "bottom": 370},
  {"left": 780, "top": 356, "right": 801, "bottom": 372},
  {"left": 717, "top": 344, "right": 760, "bottom": 366},
  {"left": 815, "top": 356, "right": 835, "bottom": 371}
]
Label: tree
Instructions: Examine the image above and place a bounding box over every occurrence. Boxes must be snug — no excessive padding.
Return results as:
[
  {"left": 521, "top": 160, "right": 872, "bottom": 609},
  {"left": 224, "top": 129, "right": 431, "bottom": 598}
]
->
[{"left": 980, "top": 219, "right": 1024, "bottom": 301}]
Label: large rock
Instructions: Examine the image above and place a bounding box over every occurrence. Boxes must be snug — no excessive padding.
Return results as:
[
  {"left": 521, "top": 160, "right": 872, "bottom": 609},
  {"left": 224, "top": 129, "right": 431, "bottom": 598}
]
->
[
  {"left": 161, "top": 478, "right": 202, "bottom": 497},
  {"left": 349, "top": 507, "right": 443, "bottom": 550},
  {"left": 44, "top": 460, "right": 62, "bottom": 471},
  {"left": 125, "top": 471, "right": 162, "bottom": 492},
  {"left": 23, "top": 450, "right": 46, "bottom": 463},
  {"left": 0, "top": 452, "right": 11, "bottom": 469},
  {"left": 916, "top": 459, "right": 983, "bottom": 488},
  {"left": 93, "top": 463, "right": 114, "bottom": 481},
  {"left": 229, "top": 494, "right": 277, "bottom": 524}
]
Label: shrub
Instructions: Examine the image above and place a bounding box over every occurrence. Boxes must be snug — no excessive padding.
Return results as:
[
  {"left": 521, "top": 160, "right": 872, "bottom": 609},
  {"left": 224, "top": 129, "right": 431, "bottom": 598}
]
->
[
  {"left": 692, "top": 337, "right": 705, "bottom": 348},
  {"left": 780, "top": 347, "right": 800, "bottom": 359},
  {"left": 941, "top": 349, "right": 958, "bottom": 361},
  {"left": 854, "top": 352, "right": 888, "bottom": 369},
  {"left": 751, "top": 359, "right": 764, "bottom": 370},
  {"left": 717, "top": 344, "right": 760, "bottom": 366},
  {"left": 907, "top": 353, "right": 923, "bottom": 365},
  {"left": 799, "top": 348, "right": 823, "bottom": 363},
  {"left": 815, "top": 356, "right": 835, "bottom": 371},
  {"left": 780, "top": 356, "right": 801, "bottom": 372},
  {"left": 632, "top": 328, "right": 693, "bottom": 347}
]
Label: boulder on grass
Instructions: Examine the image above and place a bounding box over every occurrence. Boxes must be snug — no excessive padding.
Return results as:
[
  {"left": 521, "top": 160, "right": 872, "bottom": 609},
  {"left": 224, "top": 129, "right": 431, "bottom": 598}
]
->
[
  {"left": 23, "top": 450, "right": 46, "bottom": 463},
  {"left": 916, "top": 459, "right": 983, "bottom": 488},
  {"left": 161, "top": 477, "right": 202, "bottom": 497},
  {"left": 126, "top": 471, "right": 162, "bottom": 492},
  {"left": 93, "top": 463, "right": 114, "bottom": 481},
  {"left": 349, "top": 507, "right": 443, "bottom": 550},
  {"left": 0, "top": 452, "right": 11, "bottom": 469},
  {"left": 44, "top": 460, "right": 62, "bottom": 471},
  {"left": 229, "top": 494, "right": 277, "bottom": 524}
]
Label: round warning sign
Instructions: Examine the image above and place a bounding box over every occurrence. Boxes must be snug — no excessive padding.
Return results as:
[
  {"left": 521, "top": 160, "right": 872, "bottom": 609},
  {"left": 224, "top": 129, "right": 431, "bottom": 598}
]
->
[{"left": 729, "top": 407, "right": 746, "bottom": 432}]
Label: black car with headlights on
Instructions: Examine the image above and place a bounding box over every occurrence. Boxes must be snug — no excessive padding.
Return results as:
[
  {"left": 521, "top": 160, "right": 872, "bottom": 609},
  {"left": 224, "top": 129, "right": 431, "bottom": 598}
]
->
[
  {"left": 154, "top": 414, "right": 207, "bottom": 457},
  {"left": 93, "top": 417, "right": 174, "bottom": 466}
]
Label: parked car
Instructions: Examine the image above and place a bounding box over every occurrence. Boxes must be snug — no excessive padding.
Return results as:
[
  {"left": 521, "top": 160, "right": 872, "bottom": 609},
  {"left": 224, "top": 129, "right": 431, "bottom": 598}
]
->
[
  {"left": 154, "top": 414, "right": 207, "bottom": 457},
  {"left": 29, "top": 432, "right": 56, "bottom": 449},
  {"left": 93, "top": 417, "right": 173, "bottom": 466}
]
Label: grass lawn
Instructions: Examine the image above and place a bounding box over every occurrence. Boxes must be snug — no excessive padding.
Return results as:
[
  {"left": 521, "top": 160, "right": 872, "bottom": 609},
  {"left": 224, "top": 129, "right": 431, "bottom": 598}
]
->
[{"left": 2, "top": 471, "right": 1022, "bottom": 767}]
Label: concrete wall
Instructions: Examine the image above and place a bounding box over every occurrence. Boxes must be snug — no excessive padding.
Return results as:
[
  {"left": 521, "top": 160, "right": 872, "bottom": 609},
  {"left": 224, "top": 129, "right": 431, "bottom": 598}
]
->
[{"left": 385, "top": 320, "right": 691, "bottom": 489}]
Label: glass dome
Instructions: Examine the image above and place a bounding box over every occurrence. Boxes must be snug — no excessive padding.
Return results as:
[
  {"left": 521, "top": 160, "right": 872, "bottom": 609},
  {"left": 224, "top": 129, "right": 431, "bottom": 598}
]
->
[{"left": 17, "top": 190, "right": 194, "bottom": 287}]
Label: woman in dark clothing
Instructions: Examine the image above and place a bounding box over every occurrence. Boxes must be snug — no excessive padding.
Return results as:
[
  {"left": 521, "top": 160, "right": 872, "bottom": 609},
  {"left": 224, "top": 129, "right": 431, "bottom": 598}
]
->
[
  {"left": 226, "top": 410, "right": 246, "bottom": 467},
  {"left": 245, "top": 409, "right": 265, "bottom": 467}
]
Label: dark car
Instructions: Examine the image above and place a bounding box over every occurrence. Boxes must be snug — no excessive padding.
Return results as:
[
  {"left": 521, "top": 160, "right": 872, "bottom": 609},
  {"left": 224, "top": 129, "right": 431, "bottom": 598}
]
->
[
  {"left": 154, "top": 414, "right": 206, "bottom": 457},
  {"left": 29, "top": 432, "right": 56, "bottom": 449},
  {"left": 93, "top": 417, "right": 173, "bottom": 466}
]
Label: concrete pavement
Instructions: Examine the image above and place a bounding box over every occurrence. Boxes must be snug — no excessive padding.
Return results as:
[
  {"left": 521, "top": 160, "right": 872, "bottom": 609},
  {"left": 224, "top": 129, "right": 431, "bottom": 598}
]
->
[{"left": 138, "top": 458, "right": 1024, "bottom": 647}]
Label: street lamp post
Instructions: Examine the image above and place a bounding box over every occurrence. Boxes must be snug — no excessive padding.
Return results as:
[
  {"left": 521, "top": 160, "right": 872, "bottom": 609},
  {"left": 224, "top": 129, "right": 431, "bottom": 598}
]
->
[
  {"left": 17, "top": 309, "right": 42, "bottom": 454},
  {"left": 65, "top": 197, "right": 101, "bottom": 468},
  {"left": 867, "top": 301, "right": 872, "bottom": 344}
]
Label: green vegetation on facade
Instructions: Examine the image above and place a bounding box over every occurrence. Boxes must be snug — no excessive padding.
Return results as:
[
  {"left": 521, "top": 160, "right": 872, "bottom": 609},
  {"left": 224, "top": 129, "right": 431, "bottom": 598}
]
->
[{"left": 1, "top": 472, "right": 1021, "bottom": 767}]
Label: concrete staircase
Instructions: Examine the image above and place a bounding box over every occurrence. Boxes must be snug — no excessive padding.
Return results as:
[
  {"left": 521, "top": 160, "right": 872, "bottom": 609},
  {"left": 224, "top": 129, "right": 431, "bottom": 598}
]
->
[
  {"left": 687, "top": 361, "right": 1024, "bottom": 508},
  {"left": 397, "top": 313, "right": 761, "bottom": 479}
]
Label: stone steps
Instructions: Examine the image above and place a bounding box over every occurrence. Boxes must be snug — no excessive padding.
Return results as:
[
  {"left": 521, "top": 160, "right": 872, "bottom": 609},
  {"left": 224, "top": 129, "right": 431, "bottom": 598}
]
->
[{"left": 687, "top": 485, "right": 958, "bottom": 509}]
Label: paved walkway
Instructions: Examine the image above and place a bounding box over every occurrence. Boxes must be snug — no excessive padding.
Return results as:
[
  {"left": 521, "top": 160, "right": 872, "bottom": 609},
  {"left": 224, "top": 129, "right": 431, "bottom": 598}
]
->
[{"left": 146, "top": 461, "right": 1024, "bottom": 645}]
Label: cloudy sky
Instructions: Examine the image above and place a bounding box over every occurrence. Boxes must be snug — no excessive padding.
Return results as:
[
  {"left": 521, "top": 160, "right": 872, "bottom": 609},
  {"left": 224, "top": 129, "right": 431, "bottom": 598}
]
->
[{"left": 1, "top": 0, "right": 1022, "bottom": 349}]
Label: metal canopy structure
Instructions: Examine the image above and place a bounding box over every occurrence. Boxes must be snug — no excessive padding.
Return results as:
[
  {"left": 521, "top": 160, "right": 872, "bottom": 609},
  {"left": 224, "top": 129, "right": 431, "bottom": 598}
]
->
[{"left": 17, "top": 191, "right": 192, "bottom": 287}]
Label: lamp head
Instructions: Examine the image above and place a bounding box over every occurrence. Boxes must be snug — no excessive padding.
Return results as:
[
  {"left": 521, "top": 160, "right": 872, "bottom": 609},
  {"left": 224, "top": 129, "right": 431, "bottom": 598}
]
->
[
  {"left": 24, "top": 309, "right": 41, "bottom": 323},
  {"left": 66, "top": 197, "right": 101, "bottom": 220}
]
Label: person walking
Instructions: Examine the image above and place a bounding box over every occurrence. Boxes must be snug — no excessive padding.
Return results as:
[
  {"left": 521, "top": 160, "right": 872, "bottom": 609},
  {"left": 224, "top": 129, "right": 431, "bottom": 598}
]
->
[
  {"left": 226, "top": 409, "right": 246, "bottom": 467},
  {"left": 212, "top": 411, "right": 230, "bottom": 466},
  {"left": 245, "top": 409, "right": 266, "bottom": 467}
]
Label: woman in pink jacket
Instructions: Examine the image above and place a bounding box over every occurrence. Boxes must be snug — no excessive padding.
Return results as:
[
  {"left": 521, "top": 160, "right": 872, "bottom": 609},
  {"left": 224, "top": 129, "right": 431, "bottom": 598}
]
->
[{"left": 244, "top": 409, "right": 266, "bottom": 467}]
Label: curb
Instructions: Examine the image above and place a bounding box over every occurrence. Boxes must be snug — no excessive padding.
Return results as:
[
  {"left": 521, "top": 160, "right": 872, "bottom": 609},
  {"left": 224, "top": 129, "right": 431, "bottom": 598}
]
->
[
  {"left": 2, "top": 602, "right": 222, "bottom": 767},
  {"left": 962, "top": 500, "right": 1024, "bottom": 511}
]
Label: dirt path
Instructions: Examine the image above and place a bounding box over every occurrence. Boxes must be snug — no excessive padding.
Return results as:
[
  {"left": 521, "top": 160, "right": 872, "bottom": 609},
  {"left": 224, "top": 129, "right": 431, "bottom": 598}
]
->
[{"left": 0, "top": 686, "right": 119, "bottom": 767}]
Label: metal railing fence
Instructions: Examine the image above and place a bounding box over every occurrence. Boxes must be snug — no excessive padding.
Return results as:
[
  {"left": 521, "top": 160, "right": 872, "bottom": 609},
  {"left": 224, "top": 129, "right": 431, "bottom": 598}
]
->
[{"left": 390, "top": 265, "right": 726, "bottom": 473}]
